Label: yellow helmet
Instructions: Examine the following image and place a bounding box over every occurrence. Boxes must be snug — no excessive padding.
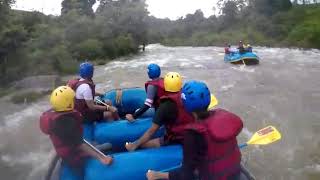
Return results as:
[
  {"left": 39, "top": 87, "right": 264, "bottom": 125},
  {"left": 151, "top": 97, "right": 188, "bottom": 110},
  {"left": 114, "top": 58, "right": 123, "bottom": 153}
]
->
[
  {"left": 208, "top": 94, "right": 219, "bottom": 110},
  {"left": 50, "top": 86, "right": 75, "bottom": 112},
  {"left": 164, "top": 72, "right": 182, "bottom": 92}
]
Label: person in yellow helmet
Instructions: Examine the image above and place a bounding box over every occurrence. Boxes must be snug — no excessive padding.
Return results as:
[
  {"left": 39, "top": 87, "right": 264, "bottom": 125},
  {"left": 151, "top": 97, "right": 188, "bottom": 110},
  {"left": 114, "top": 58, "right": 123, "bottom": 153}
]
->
[
  {"left": 125, "top": 72, "right": 195, "bottom": 151},
  {"left": 39, "top": 86, "right": 113, "bottom": 176},
  {"left": 246, "top": 44, "right": 252, "bottom": 52},
  {"left": 146, "top": 81, "right": 243, "bottom": 180}
]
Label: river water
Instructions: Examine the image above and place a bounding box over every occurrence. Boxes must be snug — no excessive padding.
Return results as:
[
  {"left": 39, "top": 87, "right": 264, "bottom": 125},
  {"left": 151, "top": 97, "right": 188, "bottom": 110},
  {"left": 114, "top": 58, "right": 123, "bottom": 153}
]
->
[{"left": 0, "top": 44, "right": 320, "bottom": 180}]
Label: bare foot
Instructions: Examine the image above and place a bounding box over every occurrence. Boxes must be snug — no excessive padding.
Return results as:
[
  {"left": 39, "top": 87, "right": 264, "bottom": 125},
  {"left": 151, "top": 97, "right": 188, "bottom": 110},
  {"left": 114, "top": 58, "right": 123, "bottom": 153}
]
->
[{"left": 125, "top": 142, "right": 138, "bottom": 151}]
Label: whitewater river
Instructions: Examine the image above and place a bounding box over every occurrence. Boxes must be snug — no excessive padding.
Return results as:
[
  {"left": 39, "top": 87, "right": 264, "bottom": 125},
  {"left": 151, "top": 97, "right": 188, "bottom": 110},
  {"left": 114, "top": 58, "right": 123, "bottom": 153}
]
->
[{"left": 0, "top": 44, "right": 320, "bottom": 180}]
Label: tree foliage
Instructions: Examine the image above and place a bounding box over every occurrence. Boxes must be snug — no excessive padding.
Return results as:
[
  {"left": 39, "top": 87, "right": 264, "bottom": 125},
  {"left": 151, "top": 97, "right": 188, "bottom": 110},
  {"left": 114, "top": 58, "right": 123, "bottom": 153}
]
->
[
  {"left": 147, "top": 0, "right": 319, "bottom": 49},
  {"left": 0, "top": 0, "right": 148, "bottom": 84},
  {"left": 61, "top": 0, "right": 96, "bottom": 16}
]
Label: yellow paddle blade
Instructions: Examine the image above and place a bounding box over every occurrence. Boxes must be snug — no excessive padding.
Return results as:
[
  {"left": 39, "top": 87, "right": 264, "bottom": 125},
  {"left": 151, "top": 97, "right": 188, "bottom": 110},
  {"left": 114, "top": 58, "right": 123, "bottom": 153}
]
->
[
  {"left": 208, "top": 94, "right": 218, "bottom": 110},
  {"left": 247, "top": 126, "right": 281, "bottom": 145}
]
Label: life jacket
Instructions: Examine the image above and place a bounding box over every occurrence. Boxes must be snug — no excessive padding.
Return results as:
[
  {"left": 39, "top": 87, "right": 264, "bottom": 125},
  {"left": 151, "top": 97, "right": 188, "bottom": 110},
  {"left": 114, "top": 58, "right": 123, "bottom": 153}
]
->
[
  {"left": 67, "top": 78, "right": 96, "bottom": 116},
  {"left": 188, "top": 109, "right": 243, "bottom": 180},
  {"left": 144, "top": 78, "right": 165, "bottom": 108},
  {"left": 224, "top": 47, "right": 230, "bottom": 54},
  {"left": 238, "top": 46, "right": 245, "bottom": 54},
  {"left": 39, "top": 110, "right": 86, "bottom": 166},
  {"left": 160, "top": 91, "right": 195, "bottom": 142}
]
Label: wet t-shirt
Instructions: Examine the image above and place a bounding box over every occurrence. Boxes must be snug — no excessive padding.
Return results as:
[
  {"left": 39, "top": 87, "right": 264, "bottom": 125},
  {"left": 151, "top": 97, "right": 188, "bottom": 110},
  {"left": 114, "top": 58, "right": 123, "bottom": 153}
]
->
[{"left": 152, "top": 99, "right": 178, "bottom": 126}]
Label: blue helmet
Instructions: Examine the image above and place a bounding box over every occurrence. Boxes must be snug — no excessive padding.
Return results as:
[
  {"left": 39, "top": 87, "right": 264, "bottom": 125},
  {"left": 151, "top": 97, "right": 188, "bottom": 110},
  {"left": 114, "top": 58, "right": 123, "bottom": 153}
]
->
[
  {"left": 181, "top": 80, "right": 211, "bottom": 112},
  {"left": 79, "top": 62, "right": 94, "bottom": 79},
  {"left": 147, "top": 64, "right": 161, "bottom": 79}
]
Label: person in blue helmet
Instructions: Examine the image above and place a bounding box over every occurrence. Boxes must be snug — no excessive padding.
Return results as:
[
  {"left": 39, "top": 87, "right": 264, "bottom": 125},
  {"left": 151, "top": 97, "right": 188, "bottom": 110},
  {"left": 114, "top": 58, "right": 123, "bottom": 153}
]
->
[
  {"left": 67, "top": 62, "right": 119, "bottom": 123},
  {"left": 125, "top": 64, "right": 165, "bottom": 122},
  {"left": 146, "top": 80, "right": 243, "bottom": 180}
]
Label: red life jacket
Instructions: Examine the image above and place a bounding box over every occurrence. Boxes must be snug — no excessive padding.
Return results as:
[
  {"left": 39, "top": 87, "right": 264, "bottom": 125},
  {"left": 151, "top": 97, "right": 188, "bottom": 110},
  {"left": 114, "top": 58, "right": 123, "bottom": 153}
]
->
[
  {"left": 160, "top": 91, "right": 195, "bottom": 142},
  {"left": 224, "top": 47, "right": 230, "bottom": 54},
  {"left": 67, "top": 78, "right": 96, "bottom": 116},
  {"left": 39, "top": 110, "right": 86, "bottom": 166},
  {"left": 145, "top": 78, "right": 165, "bottom": 108},
  {"left": 188, "top": 109, "right": 243, "bottom": 180}
]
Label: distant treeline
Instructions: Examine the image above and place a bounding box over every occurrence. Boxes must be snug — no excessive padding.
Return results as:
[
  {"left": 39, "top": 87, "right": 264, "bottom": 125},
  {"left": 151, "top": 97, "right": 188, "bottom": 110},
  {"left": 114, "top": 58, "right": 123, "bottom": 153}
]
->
[{"left": 147, "top": 0, "right": 320, "bottom": 48}]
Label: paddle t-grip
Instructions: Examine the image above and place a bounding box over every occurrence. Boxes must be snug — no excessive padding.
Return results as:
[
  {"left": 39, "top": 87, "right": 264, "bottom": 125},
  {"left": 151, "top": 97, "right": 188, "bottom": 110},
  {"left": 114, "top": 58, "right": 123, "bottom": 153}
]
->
[{"left": 239, "top": 143, "right": 248, "bottom": 149}]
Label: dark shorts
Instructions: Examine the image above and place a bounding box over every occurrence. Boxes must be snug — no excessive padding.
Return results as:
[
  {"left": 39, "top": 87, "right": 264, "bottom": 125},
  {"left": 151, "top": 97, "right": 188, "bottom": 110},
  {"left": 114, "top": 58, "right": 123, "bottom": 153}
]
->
[{"left": 83, "top": 110, "right": 104, "bottom": 124}]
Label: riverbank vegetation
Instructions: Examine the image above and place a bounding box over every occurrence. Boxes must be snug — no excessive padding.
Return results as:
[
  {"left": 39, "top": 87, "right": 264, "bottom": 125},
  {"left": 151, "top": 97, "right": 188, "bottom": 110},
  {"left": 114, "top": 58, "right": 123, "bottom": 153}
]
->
[
  {"left": 0, "top": 0, "right": 319, "bottom": 86},
  {"left": 147, "top": 0, "right": 320, "bottom": 48},
  {"left": 0, "top": 0, "right": 148, "bottom": 85}
]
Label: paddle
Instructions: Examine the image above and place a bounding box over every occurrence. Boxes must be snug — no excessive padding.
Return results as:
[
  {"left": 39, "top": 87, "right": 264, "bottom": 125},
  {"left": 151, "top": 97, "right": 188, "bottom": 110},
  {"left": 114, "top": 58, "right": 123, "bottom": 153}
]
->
[
  {"left": 160, "top": 126, "right": 281, "bottom": 172},
  {"left": 84, "top": 139, "right": 110, "bottom": 158},
  {"left": 44, "top": 153, "right": 60, "bottom": 180},
  {"left": 45, "top": 139, "right": 111, "bottom": 180},
  {"left": 95, "top": 98, "right": 109, "bottom": 107},
  {"left": 239, "top": 126, "right": 281, "bottom": 148},
  {"left": 208, "top": 94, "right": 218, "bottom": 110}
]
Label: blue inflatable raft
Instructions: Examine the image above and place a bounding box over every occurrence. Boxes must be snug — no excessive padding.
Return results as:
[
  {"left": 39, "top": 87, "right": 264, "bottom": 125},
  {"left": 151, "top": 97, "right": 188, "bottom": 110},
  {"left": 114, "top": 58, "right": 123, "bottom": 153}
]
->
[
  {"left": 52, "top": 145, "right": 255, "bottom": 180},
  {"left": 99, "top": 87, "right": 154, "bottom": 118},
  {"left": 224, "top": 51, "right": 260, "bottom": 65},
  {"left": 94, "top": 87, "right": 164, "bottom": 150},
  {"left": 45, "top": 87, "right": 255, "bottom": 180},
  {"left": 82, "top": 88, "right": 161, "bottom": 147},
  {"left": 94, "top": 118, "right": 165, "bottom": 150}
]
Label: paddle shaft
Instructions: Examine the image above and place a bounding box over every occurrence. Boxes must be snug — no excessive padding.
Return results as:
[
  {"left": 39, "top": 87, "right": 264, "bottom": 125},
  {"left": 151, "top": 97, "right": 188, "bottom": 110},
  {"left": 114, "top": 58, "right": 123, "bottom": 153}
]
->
[
  {"left": 44, "top": 141, "right": 108, "bottom": 180},
  {"left": 95, "top": 98, "right": 109, "bottom": 107},
  {"left": 84, "top": 139, "right": 108, "bottom": 158},
  {"left": 161, "top": 164, "right": 182, "bottom": 172},
  {"left": 44, "top": 154, "right": 60, "bottom": 180}
]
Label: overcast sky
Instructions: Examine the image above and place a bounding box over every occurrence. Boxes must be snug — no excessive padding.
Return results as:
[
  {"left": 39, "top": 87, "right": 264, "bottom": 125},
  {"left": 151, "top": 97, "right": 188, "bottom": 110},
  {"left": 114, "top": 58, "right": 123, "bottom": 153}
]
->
[{"left": 13, "top": 0, "right": 217, "bottom": 20}]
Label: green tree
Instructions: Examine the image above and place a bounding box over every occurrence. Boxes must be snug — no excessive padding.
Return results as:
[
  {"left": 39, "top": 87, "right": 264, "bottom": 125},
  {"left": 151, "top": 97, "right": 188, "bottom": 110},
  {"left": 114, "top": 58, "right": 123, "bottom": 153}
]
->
[
  {"left": 221, "top": 1, "right": 239, "bottom": 22},
  {"left": 248, "top": 0, "right": 292, "bottom": 16},
  {"left": 61, "top": 0, "right": 96, "bottom": 16},
  {"left": 0, "top": 0, "right": 15, "bottom": 28},
  {"left": 96, "top": 0, "right": 149, "bottom": 44},
  {"left": 72, "top": 39, "right": 103, "bottom": 60}
]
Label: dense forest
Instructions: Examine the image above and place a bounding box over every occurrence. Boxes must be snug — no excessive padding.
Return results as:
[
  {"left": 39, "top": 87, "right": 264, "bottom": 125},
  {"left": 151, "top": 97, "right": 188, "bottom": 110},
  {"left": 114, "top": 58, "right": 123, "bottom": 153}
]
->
[
  {"left": 0, "top": 0, "right": 319, "bottom": 85},
  {"left": 0, "top": 0, "right": 148, "bottom": 85},
  {"left": 148, "top": 0, "right": 320, "bottom": 48}
]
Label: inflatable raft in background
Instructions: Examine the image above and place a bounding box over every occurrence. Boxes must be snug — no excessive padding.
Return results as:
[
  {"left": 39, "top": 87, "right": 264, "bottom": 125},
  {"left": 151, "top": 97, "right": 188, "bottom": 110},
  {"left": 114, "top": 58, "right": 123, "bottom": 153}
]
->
[{"left": 224, "top": 51, "right": 260, "bottom": 65}]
